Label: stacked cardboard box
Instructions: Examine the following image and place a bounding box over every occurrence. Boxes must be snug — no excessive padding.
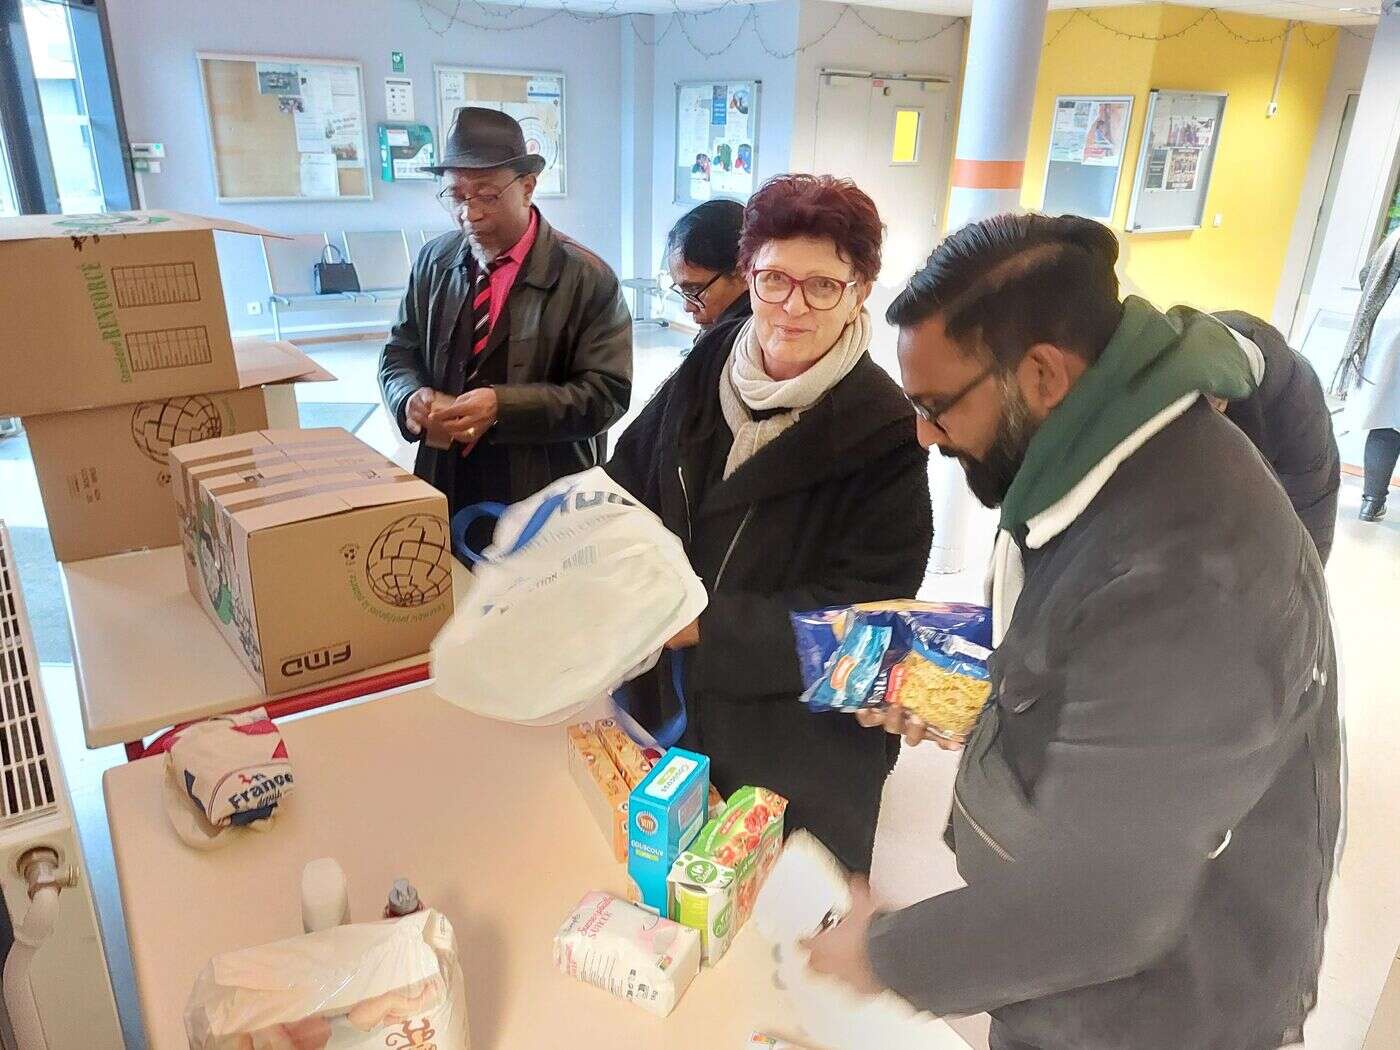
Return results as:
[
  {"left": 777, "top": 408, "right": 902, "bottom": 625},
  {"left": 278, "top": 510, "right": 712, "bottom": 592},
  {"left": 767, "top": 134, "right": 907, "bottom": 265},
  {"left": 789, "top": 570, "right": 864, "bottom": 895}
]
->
[
  {"left": 169, "top": 428, "right": 453, "bottom": 693},
  {"left": 0, "top": 211, "right": 331, "bottom": 561}
]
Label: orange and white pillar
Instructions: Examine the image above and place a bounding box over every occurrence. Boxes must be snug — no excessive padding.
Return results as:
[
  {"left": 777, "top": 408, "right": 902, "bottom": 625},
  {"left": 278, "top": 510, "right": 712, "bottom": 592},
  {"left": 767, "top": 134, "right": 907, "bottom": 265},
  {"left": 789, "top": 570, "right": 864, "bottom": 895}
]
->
[
  {"left": 945, "top": 0, "right": 1049, "bottom": 231},
  {"left": 930, "top": 0, "right": 1049, "bottom": 577}
]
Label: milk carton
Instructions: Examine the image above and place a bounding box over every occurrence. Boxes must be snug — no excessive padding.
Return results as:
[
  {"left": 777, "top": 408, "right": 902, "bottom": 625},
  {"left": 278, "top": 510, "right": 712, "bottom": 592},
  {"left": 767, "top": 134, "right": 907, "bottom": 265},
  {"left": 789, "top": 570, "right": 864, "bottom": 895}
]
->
[
  {"left": 627, "top": 748, "right": 710, "bottom": 915},
  {"left": 667, "top": 851, "right": 737, "bottom": 965}
]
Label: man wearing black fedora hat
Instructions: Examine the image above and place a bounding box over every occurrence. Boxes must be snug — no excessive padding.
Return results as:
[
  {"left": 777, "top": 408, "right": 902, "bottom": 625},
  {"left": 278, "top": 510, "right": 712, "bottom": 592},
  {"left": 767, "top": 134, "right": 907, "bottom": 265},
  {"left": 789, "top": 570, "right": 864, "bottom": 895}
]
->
[{"left": 380, "top": 106, "right": 632, "bottom": 531}]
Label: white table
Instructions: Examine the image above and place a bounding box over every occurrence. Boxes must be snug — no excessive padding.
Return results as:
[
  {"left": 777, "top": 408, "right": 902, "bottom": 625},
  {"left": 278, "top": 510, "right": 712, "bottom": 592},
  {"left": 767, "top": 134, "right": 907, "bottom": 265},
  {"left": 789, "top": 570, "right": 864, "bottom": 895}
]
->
[
  {"left": 62, "top": 545, "right": 470, "bottom": 754},
  {"left": 104, "top": 686, "right": 804, "bottom": 1049}
]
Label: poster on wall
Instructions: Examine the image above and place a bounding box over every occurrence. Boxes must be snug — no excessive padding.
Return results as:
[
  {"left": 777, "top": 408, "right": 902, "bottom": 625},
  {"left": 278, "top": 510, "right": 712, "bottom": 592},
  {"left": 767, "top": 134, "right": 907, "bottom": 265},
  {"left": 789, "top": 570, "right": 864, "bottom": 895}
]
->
[
  {"left": 434, "top": 67, "right": 566, "bottom": 196},
  {"left": 1126, "top": 90, "right": 1227, "bottom": 233},
  {"left": 1041, "top": 95, "right": 1134, "bottom": 223},
  {"left": 675, "top": 80, "right": 760, "bottom": 205},
  {"left": 1050, "top": 97, "right": 1130, "bottom": 168}
]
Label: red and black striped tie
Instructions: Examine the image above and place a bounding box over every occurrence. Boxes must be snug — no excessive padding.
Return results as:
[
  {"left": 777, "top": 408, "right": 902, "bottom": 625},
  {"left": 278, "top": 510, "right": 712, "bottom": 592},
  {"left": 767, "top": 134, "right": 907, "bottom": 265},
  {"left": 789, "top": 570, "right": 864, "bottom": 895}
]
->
[{"left": 471, "top": 259, "right": 502, "bottom": 357}]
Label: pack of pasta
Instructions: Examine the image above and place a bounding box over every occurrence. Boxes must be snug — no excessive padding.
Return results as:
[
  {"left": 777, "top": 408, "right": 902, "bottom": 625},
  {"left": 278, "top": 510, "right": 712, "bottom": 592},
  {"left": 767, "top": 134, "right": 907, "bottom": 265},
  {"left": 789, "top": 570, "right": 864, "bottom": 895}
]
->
[{"left": 791, "top": 602, "right": 994, "bottom": 742}]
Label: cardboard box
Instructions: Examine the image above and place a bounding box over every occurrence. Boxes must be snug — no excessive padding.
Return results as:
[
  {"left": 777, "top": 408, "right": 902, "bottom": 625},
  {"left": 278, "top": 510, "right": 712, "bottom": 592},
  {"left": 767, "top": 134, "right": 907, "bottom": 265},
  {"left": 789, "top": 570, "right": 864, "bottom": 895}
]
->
[
  {"left": 628, "top": 748, "right": 710, "bottom": 915},
  {"left": 168, "top": 428, "right": 454, "bottom": 694},
  {"left": 566, "top": 723, "right": 631, "bottom": 863},
  {"left": 24, "top": 339, "right": 333, "bottom": 562},
  {"left": 0, "top": 210, "right": 277, "bottom": 416},
  {"left": 668, "top": 851, "right": 737, "bottom": 965},
  {"left": 594, "top": 718, "right": 655, "bottom": 789}
]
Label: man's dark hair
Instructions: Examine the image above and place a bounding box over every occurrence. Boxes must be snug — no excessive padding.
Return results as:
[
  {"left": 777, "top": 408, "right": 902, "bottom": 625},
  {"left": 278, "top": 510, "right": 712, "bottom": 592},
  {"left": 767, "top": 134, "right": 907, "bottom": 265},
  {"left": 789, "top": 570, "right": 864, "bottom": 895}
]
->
[
  {"left": 666, "top": 199, "right": 746, "bottom": 274},
  {"left": 887, "top": 213, "right": 1124, "bottom": 367}
]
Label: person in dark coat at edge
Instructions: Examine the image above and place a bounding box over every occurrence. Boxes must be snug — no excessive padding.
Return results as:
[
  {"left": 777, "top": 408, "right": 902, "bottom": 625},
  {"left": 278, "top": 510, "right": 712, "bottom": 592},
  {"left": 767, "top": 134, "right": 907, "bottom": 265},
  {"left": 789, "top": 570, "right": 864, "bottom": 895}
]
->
[
  {"left": 806, "top": 214, "right": 1341, "bottom": 1050},
  {"left": 1210, "top": 311, "right": 1341, "bottom": 564},
  {"left": 379, "top": 107, "right": 632, "bottom": 533},
  {"left": 661, "top": 199, "right": 752, "bottom": 337},
  {"left": 606, "top": 175, "right": 933, "bottom": 873}
]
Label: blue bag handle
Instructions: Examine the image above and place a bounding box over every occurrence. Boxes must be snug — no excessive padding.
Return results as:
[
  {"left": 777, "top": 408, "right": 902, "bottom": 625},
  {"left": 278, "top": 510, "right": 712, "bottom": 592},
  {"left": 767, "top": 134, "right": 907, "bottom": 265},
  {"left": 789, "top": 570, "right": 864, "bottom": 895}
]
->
[
  {"left": 612, "top": 651, "right": 689, "bottom": 750},
  {"left": 451, "top": 490, "right": 574, "bottom": 565},
  {"left": 450, "top": 502, "right": 507, "bottom": 564}
]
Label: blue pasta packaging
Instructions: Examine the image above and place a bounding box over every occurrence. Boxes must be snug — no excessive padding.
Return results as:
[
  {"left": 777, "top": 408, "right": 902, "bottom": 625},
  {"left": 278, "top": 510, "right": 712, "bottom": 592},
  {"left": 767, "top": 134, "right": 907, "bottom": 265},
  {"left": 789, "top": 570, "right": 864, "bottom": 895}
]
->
[{"left": 792, "top": 602, "right": 995, "bottom": 740}]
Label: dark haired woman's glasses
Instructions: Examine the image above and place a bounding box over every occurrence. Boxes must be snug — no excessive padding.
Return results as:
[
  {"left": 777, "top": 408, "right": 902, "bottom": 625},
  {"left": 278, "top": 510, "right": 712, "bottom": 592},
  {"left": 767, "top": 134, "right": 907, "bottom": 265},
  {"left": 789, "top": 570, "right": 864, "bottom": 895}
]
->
[
  {"left": 907, "top": 366, "right": 996, "bottom": 428},
  {"left": 661, "top": 271, "right": 725, "bottom": 309},
  {"left": 751, "top": 269, "right": 856, "bottom": 311}
]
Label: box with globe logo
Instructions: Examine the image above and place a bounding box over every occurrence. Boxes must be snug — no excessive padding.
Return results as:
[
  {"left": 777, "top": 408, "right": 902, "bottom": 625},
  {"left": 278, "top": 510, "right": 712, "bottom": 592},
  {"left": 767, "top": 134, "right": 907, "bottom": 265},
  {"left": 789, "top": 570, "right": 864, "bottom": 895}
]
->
[
  {"left": 23, "top": 338, "right": 330, "bottom": 562},
  {"left": 169, "top": 427, "right": 455, "bottom": 693},
  {"left": 667, "top": 851, "right": 737, "bottom": 965}
]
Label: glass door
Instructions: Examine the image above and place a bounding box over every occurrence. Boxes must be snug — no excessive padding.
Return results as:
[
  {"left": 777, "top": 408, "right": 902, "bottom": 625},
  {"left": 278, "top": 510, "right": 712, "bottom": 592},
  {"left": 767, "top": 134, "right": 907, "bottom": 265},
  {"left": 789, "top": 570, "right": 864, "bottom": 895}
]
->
[{"left": 21, "top": 0, "right": 104, "bottom": 213}]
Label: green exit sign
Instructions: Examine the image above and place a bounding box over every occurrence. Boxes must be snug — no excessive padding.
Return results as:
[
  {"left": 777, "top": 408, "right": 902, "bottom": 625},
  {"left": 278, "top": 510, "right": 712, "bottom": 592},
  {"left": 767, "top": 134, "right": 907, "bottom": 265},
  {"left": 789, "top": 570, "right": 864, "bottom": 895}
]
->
[{"left": 391, "top": 51, "right": 405, "bottom": 74}]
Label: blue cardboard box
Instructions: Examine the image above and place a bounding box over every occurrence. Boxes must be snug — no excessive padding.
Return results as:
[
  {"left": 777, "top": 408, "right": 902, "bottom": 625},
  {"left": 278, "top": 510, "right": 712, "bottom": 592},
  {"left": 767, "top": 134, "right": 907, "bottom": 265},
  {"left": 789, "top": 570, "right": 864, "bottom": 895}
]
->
[{"left": 627, "top": 748, "right": 711, "bottom": 914}]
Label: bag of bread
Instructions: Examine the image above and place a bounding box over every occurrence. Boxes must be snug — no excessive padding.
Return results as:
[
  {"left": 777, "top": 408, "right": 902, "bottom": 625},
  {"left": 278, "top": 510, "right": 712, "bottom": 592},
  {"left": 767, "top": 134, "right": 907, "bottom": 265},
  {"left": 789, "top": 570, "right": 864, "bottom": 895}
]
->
[{"left": 185, "top": 909, "right": 468, "bottom": 1049}]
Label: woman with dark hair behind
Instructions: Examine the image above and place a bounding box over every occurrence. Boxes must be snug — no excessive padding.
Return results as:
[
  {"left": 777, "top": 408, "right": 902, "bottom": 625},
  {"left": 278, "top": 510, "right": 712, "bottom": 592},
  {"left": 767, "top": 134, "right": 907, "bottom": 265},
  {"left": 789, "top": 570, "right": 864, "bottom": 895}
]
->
[
  {"left": 608, "top": 175, "right": 932, "bottom": 872},
  {"left": 664, "top": 199, "right": 751, "bottom": 334}
]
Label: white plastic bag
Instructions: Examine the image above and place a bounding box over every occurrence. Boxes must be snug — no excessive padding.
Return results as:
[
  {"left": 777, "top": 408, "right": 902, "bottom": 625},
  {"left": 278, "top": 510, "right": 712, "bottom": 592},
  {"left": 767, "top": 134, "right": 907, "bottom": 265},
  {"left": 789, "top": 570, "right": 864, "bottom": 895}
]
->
[
  {"left": 432, "top": 468, "right": 707, "bottom": 726},
  {"left": 185, "top": 909, "right": 468, "bottom": 1049}
]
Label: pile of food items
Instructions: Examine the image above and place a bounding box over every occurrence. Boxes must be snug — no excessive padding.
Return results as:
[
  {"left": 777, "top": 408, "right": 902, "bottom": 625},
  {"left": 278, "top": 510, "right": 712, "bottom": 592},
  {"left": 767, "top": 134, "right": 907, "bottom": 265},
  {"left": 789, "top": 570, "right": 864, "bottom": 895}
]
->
[{"left": 558, "top": 725, "right": 788, "bottom": 1016}]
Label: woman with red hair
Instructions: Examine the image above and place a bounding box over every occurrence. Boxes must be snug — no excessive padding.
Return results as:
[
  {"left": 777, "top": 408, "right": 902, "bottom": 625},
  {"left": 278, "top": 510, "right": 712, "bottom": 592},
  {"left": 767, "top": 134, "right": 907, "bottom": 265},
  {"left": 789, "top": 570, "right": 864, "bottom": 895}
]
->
[{"left": 607, "top": 174, "right": 932, "bottom": 871}]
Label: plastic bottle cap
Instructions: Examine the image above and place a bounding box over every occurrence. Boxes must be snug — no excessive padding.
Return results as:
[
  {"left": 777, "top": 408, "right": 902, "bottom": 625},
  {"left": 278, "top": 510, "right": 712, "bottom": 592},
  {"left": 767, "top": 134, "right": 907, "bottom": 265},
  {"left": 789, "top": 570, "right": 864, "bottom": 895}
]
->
[{"left": 388, "top": 878, "right": 420, "bottom": 915}]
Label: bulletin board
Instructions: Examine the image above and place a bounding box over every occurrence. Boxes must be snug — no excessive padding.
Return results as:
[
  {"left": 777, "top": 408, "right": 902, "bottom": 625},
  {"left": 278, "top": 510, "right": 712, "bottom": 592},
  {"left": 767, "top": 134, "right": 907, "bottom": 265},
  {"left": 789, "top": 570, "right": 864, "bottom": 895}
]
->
[
  {"left": 675, "top": 80, "right": 761, "bottom": 205},
  {"left": 434, "top": 67, "right": 566, "bottom": 197},
  {"left": 197, "top": 52, "right": 372, "bottom": 202},
  {"left": 1125, "top": 90, "right": 1228, "bottom": 233},
  {"left": 1041, "top": 95, "right": 1134, "bottom": 223}
]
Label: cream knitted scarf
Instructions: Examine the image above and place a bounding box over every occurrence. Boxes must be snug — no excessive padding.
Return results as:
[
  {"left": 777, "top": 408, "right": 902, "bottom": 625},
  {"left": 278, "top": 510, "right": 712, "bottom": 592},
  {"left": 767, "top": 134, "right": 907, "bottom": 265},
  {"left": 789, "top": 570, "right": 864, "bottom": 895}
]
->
[{"left": 717, "top": 310, "right": 871, "bottom": 478}]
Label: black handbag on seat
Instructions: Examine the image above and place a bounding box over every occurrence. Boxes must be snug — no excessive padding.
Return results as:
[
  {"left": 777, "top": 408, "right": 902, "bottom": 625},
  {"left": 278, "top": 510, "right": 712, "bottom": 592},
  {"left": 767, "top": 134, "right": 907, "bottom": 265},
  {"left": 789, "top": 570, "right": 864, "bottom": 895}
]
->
[{"left": 313, "top": 243, "right": 361, "bottom": 295}]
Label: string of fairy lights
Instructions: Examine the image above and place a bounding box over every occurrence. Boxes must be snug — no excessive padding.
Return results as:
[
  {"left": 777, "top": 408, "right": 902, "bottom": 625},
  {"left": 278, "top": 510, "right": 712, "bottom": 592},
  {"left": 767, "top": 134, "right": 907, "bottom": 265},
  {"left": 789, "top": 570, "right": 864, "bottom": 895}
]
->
[{"left": 414, "top": 0, "right": 1378, "bottom": 56}]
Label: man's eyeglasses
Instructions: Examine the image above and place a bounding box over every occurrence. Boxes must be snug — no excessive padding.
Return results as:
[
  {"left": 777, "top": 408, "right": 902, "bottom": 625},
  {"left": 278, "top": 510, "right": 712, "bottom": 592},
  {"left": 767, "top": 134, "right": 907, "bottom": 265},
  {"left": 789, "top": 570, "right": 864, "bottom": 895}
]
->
[
  {"left": 661, "top": 271, "right": 726, "bottom": 309},
  {"left": 751, "top": 269, "right": 857, "bottom": 312},
  {"left": 907, "top": 365, "right": 996, "bottom": 428},
  {"left": 436, "top": 173, "right": 525, "bottom": 213}
]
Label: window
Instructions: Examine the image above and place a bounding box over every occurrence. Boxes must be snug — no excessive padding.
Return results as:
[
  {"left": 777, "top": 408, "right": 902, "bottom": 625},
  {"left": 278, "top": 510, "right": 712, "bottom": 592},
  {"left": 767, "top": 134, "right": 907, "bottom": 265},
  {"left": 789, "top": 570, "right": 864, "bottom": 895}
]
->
[
  {"left": 0, "top": 134, "right": 18, "bottom": 217},
  {"left": 891, "top": 108, "right": 922, "bottom": 165},
  {"left": 22, "top": 0, "right": 103, "bottom": 213},
  {"left": 1383, "top": 165, "right": 1400, "bottom": 243}
]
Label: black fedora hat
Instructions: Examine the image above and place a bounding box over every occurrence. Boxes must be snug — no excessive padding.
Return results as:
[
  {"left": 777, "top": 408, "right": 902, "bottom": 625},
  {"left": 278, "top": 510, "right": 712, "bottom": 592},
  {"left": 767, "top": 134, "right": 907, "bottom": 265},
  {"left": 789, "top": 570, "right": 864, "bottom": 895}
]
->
[{"left": 425, "top": 106, "right": 547, "bottom": 176}]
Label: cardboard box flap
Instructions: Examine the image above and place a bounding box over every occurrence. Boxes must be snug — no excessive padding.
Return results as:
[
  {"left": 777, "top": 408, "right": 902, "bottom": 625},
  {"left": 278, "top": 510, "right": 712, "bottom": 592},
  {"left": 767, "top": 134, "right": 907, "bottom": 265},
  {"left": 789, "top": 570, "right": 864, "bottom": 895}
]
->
[
  {"left": 0, "top": 210, "right": 279, "bottom": 243},
  {"left": 232, "top": 338, "right": 335, "bottom": 389}
]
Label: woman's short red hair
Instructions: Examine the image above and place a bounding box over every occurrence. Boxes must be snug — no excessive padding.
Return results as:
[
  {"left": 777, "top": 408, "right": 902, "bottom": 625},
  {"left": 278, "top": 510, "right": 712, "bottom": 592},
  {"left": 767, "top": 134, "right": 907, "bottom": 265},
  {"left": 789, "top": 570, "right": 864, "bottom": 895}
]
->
[{"left": 738, "top": 174, "right": 884, "bottom": 284}]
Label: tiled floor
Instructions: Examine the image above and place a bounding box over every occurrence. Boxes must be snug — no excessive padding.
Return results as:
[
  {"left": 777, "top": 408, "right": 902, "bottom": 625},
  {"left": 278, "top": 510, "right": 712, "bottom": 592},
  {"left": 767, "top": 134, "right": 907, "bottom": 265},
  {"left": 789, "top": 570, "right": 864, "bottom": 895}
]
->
[{"left": 5, "top": 334, "right": 1400, "bottom": 1049}]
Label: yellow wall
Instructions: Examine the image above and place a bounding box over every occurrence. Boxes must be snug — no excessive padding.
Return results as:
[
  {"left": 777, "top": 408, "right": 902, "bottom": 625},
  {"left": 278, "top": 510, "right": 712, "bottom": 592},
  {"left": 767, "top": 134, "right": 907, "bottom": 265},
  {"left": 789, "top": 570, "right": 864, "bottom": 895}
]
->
[{"left": 1021, "top": 7, "right": 1338, "bottom": 318}]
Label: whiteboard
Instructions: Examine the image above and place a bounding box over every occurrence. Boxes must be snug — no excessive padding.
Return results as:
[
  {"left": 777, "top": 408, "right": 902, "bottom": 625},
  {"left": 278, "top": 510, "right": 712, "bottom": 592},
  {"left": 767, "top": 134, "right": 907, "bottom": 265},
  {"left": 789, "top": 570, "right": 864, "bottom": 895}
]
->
[
  {"left": 434, "top": 67, "right": 566, "bottom": 197},
  {"left": 1041, "top": 95, "right": 1134, "bottom": 223},
  {"left": 1125, "top": 90, "right": 1227, "bottom": 233},
  {"left": 675, "top": 80, "right": 761, "bottom": 205},
  {"left": 197, "top": 52, "right": 372, "bottom": 203}
]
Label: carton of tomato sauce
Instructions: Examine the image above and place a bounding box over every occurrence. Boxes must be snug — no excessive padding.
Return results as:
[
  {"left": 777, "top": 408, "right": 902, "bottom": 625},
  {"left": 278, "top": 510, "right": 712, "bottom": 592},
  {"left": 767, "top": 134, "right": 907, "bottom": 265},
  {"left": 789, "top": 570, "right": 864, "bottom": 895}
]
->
[{"left": 692, "top": 787, "right": 788, "bottom": 931}]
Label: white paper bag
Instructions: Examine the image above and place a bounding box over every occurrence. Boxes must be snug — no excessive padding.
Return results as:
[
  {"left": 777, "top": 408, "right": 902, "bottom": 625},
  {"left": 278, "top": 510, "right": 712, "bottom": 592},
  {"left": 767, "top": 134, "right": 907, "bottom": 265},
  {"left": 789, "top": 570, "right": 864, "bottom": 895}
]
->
[
  {"left": 753, "top": 833, "right": 968, "bottom": 1050},
  {"left": 432, "top": 468, "right": 707, "bottom": 726}
]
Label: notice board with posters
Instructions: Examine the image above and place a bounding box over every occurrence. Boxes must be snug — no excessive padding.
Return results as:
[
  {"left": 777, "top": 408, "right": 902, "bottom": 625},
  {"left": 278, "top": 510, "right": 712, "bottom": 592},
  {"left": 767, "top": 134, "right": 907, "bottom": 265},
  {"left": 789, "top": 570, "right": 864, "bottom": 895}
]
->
[
  {"left": 1125, "top": 90, "right": 1227, "bottom": 233},
  {"left": 197, "top": 52, "right": 372, "bottom": 202},
  {"left": 434, "top": 67, "right": 566, "bottom": 197},
  {"left": 1041, "top": 95, "right": 1135, "bottom": 223},
  {"left": 675, "top": 80, "right": 761, "bottom": 205}
]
